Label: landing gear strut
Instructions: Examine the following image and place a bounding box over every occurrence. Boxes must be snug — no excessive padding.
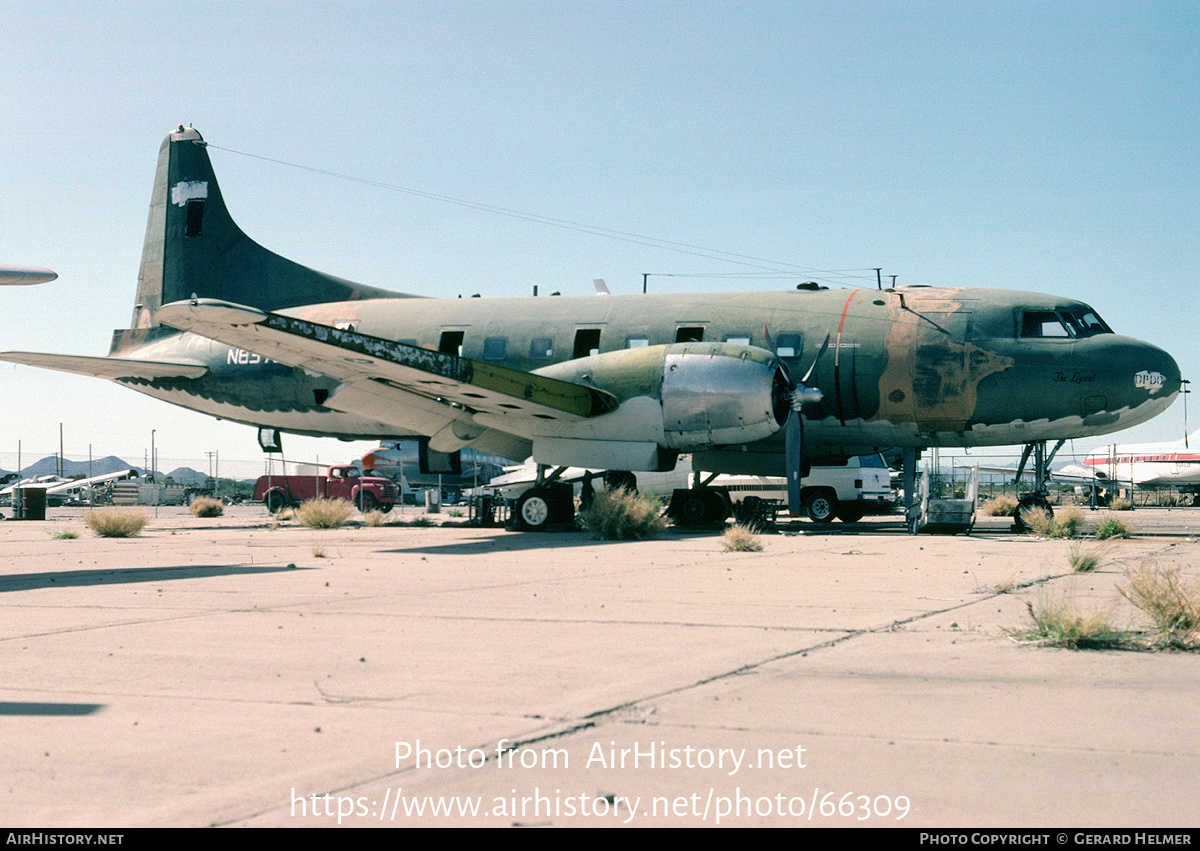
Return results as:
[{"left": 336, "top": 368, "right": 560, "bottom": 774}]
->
[{"left": 1011, "top": 439, "right": 1064, "bottom": 531}]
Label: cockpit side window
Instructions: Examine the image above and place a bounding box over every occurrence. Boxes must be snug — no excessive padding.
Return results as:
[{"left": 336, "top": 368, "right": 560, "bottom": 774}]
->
[
  {"left": 1064, "top": 308, "right": 1112, "bottom": 338},
  {"left": 1019, "top": 307, "right": 1113, "bottom": 339},
  {"left": 1020, "top": 311, "right": 1071, "bottom": 338}
]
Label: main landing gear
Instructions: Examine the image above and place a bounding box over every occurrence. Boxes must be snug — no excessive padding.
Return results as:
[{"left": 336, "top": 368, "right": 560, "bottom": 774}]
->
[{"left": 513, "top": 482, "right": 575, "bottom": 531}]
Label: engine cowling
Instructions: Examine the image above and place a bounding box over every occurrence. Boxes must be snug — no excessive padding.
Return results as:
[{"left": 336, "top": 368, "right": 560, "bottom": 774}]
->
[
  {"left": 660, "top": 343, "right": 791, "bottom": 449},
  {"left": 535, "top": 341, "right": 792, "bottom": 451}
]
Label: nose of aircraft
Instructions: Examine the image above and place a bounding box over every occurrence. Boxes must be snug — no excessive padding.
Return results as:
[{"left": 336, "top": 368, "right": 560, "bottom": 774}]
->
[{"left": 1087, "top": 336, "right": 1181, "bottom": 430}]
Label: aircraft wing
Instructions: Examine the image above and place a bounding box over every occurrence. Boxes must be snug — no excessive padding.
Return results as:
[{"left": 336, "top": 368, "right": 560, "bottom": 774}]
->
[
  {"left": 0, "top": 351, "right": 208, "bottom": 380},
  {"left": 154, "top": 299, "right": 619, "bottom": 446}
]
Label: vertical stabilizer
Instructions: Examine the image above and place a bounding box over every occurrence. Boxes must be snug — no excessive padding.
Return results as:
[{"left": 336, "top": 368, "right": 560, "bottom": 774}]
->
[{"left": 132, "top": 126, "right": 399, "bottom": 330}]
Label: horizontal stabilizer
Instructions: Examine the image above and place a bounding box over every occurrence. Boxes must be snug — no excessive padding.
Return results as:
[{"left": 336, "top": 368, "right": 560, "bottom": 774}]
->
[
  {"left": 0, "top": 265, "right": 57, "bottom": 286},
  {"left": 0, "top": 351, "right": 208, "bottom": 380}
]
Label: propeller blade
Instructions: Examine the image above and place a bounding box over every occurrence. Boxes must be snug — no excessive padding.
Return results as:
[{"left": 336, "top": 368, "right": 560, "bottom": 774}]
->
[
  {"left": 785, "top": 408, "right": 802, "bottom": 516},
  {"left": 801, "top": 334, "right": 831, "bottom": 384}
]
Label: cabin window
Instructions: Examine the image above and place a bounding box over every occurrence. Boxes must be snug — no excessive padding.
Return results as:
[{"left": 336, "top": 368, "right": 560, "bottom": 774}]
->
[
  {"left": 724, "top": 335, "right": 752, "bottom": 346},
  {"left": 676, "top": 326, "right": 705, "bottom": 343},
  {"left": 775, "top": 334, "right": 802, "bottom": 358},
  {"left": 574, "top": 329, "right": 601, "bottom": 358},
  {"left": 530, "top": 337, "right": 553, "bottom": 359},
  {"left": 626, "top": 337, "right": 650, "bottom": 349},
  {"left": 482, "top": 337, "right": 507, "bottom": 360},
  {"left": 439, "top": 330, "right": 464, "bottom": 355}
]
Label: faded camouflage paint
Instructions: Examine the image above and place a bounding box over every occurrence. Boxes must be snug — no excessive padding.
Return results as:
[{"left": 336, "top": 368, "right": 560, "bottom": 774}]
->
[{"left": 876, "top": 288, "right": 1014, "bottom": 432}]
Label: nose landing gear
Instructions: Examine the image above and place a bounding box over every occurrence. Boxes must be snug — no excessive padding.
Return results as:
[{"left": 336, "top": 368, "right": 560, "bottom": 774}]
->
[{"left": 1011, "top": 439, "right": 1065, "bottom": 532}]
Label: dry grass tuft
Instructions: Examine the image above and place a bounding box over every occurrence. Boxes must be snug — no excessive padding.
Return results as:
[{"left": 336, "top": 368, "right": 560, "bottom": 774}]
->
[
  {"left": 580, "top": 488, "right": 667, "bottom": 540},
  {"left": 981, "top": 494, "right": 1019, "bottom": 516},
  {"left": 1068, "top": 542, "right": 1106, "bottom": 573},
  {"left": 1023, "top": 504, "right": 1085, "bottom": 539},
  {"left": 1093, "top": 515, "right": 1132, "bottom": 540},
  {"left": 84, "top": 508, "right": 148, "bottom": 538},
  {"left": 1118, "top": 562, "right": 1200, "bottom": 646},
  {"left": 722, "top": 523, "right": 764, "bottom": 552},
  {"left": 296, "top": 498, "right": 354, "bottom": 529},
  {"left": 363, "top": 509, "right": 385, "bottom": 527},
  {"left": 189, "top": 496, "right": 224, "bottom": 517},
  {"left": 1010, "top": 589, "right": 1125, "bottom": 649}
]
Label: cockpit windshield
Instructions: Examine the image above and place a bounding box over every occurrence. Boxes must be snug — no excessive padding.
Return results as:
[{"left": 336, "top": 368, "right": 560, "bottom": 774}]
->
[{"left": 1019, "top": 307, "right": 1113, "bottom": 339}]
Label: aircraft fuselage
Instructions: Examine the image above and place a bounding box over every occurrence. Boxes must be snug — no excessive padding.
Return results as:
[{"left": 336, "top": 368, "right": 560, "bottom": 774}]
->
[{"left": 110, "top": 284, "right": 1179, "bottom": 469}]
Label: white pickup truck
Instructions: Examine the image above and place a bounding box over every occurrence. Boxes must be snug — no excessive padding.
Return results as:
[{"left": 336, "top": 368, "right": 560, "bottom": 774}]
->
[{"left": 715, "top": 454, "right": 895, "bottom": 523}]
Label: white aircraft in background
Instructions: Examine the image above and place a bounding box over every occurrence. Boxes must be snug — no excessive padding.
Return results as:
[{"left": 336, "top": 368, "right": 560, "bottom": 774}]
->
[
  {"left": 969, "top": 430, "right": 1200, "bottom": 502},
  {"left": 1055, "top": 430, "right": 1200, "bottom": 494}
]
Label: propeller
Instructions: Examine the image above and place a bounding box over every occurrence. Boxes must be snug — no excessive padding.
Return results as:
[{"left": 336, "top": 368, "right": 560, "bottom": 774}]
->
[{"left": 785, "top": 334, "right": 830, "bottom": 516}]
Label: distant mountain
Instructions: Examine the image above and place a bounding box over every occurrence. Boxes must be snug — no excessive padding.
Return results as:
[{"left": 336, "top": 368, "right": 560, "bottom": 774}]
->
[
  {"left": 16, "top": 455, "right": 142, "bottom": 478},
  {"left": 166, "top": 467, "right": 210, "bottom": 485}
]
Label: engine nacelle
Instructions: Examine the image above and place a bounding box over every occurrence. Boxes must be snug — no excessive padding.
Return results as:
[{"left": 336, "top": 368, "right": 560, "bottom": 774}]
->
[
  {"left": 534, "top": 342, "right": 792, "bottom": 453},
  {"left": 660, "top": 344, "right": 791, "bottom": 449}
]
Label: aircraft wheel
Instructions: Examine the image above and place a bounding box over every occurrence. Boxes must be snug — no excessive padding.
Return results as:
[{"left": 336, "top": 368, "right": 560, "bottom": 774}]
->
[
  {"left": 836, "top": 504, "right": 865, "bottom": 523},
  {"left": 380, "top": 503, "right": 393, "bottom": 514},
  {"left": 357, "top": 491, "right": 378, "bottom": 513},
  {"left": 676, "top": 492, "right": 710, "bottom": 527},
  {"left": 265, "top": 491, "right": 287, "bottom": 514},
  {"left": 515, "top": 489, "right": 552, "bottom": 531},
  {"left": 1013, "top": 494, "right": 1053, "bottom": 532},
  {"left": 805, "top": 490, "right": 838, "bottom": 524}
]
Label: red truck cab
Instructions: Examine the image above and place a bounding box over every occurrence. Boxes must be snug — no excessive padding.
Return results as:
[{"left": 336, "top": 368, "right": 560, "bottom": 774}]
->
[{"left": 253, "top": 465, "right": 400, "bottom": 513}]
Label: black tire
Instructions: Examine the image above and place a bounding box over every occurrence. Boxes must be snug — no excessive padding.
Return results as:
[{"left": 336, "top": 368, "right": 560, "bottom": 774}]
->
[
  {"left": 265, "top": 491, "right": 287, "bottom": 514},
  {"left": 357, "top": 491, "right": 378, "bottom": 513},
  {"left": 804, "top": 490, "right": 838, "bottom": 524},
  {"left": 1013, "top": 494, "right": 1053, "bottom": 532},
  {"left": 514, "top": 489, "right": 552, "bottom": 531},
  {"left": 603, "top": 470, "right": 638, "bottom": 494},
  {"left": 676, "top": 493, "right": 710, "bottom": 527},
  {"left": 836, "top": 504, "right": 865, "bottom": 523}
]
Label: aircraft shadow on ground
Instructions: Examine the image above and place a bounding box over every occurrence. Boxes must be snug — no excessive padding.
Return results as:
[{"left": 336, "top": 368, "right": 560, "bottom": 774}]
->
[
  {"left": 0, "top": 564, "right": 307, "bottom": 593},
  {"left": 374, "top": 521, "right": 918, "bottom": 556},
  {"left": 0, "top": 702, "right": 104, "bottom": 716}
]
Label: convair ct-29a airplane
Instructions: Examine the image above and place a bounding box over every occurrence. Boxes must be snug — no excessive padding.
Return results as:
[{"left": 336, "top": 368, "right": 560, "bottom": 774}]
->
[{"left": 0, "top": 127, "right": 1182, "bottom": 529}]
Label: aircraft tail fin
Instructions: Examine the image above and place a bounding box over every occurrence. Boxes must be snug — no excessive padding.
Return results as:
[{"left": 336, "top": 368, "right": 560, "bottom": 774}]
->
[{"left": 131, "top": 126, "right": 406, "bottom": 330}]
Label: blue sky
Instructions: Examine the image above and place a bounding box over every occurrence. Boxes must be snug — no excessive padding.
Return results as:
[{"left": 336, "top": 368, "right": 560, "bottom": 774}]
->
[{"left": 1, "top": 1, "right": 1197, "bottom": 477}]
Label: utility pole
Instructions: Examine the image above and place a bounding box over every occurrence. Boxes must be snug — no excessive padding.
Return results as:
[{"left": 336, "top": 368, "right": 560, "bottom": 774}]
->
[{"left": 875, "top": 268, "right": 882, "bottom": 290}]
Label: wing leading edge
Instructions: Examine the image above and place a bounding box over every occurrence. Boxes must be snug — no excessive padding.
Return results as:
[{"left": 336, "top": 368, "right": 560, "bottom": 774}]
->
[{"left": 154, "top": 298, "right": 620, "bottom": 454}]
